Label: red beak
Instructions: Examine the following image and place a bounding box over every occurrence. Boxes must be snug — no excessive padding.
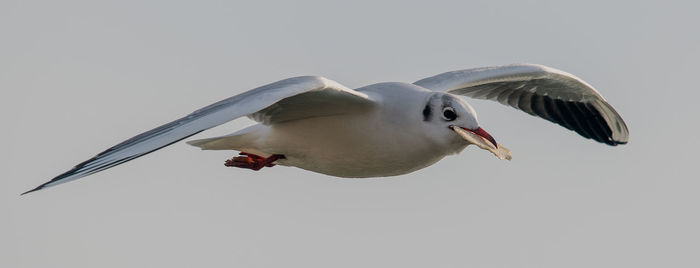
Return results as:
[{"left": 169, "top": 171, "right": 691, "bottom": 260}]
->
[{"left": 462, "top": 126, "right": 498, "bottom": 148}]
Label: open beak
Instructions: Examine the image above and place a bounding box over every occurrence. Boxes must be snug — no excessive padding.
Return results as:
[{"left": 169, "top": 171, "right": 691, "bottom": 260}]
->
[
  {"left": 465, "top": 127, "right": 498, "bottom": 148},
  {"left": 450, "top": 125, "right": 512, "bottom": 160}
]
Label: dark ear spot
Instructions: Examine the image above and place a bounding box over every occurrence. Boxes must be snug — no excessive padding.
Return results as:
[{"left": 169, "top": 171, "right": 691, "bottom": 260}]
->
[{"left": 422, "top": 104, "right": 432, "bottom": 121}]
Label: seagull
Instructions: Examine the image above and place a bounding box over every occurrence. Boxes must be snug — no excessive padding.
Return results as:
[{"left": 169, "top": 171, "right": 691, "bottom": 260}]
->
[{"left": 23, "top": 64, "right": 629, "bottom": 195}]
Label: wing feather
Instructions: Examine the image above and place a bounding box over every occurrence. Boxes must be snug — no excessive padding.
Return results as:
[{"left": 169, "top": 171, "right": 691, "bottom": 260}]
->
[
  {"left": 414, "top": 64, "right": 629, "bottom": 145},
  {"left": 24, "top": 76, "right": 373, "bottom": 194}
]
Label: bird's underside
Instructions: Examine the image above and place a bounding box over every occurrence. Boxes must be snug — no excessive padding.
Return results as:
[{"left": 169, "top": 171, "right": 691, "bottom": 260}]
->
[
  {"left": 23, "top": 63, "right": 629, "bottom": 195},
  {"left": 190, "top": 105, "right": 461, "bottom": 178}
]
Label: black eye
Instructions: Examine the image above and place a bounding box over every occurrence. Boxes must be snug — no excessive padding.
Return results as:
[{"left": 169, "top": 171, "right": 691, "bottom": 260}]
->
[{"left": 442, "top": 107, "right": 457, "bottom": 121}]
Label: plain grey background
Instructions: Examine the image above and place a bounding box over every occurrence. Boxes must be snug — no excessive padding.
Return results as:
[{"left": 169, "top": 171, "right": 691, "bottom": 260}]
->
[{"left": 2, "top": 0, "right": 698, "bottom": 267}]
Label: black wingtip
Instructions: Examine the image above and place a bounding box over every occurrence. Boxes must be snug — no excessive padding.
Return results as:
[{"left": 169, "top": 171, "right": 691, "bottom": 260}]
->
[
  {"left": 21, "top": 184, "right": 45, "bottom": 196},
  {"left": 609, "top": 140, "right": 628, "bottom": 146}
]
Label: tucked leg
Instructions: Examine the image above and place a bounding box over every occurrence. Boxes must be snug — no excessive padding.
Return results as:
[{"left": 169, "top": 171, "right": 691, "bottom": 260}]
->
[{"left": 225, "top": 152, "right": 285, "bottom": 171}]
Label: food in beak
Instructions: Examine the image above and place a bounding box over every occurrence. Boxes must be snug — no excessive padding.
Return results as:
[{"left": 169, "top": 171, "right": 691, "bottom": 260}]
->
[{"left": 451, "top": 126, "right": 512, "bottom": 160}]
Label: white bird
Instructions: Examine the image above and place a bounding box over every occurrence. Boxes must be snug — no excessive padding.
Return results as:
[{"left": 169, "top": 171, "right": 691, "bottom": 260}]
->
[{"left": 23, "top": 64, "right": 629, "bottom": 195}]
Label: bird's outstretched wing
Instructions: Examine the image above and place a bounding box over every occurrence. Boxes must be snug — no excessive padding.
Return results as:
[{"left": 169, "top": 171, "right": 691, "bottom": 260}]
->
[
  {"left": 24, "top": 76, "right": 374, "bottom": 194},
  {"left": 414, "top": 64, "right": 629, "bottom": 146}
]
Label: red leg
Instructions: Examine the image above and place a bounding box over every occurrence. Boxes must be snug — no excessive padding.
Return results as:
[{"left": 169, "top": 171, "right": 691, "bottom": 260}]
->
[{"left": 225, "top": 152, "right": 285, "bottom": 171}]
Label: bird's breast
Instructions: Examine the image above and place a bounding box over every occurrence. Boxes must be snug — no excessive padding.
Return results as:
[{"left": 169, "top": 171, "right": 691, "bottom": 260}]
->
[{"left": 259, "top": 113, "right": 451, "bottom": 178}]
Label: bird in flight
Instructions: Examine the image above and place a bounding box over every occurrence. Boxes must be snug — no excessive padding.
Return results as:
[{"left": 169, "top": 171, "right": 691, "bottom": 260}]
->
[{"left": 23, "top": 64, "right": 629, "bottom": 195}]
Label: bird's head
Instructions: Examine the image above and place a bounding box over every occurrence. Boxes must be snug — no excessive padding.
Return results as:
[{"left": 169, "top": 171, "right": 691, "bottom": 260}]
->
[{"left": 422, "top": 93, "right": 511, "bottom": 159}]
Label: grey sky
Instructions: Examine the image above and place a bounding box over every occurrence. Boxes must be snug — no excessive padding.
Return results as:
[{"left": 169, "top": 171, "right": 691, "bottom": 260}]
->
[{"left": 2, "top": 0, "right": 698, "bottom": 267}]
